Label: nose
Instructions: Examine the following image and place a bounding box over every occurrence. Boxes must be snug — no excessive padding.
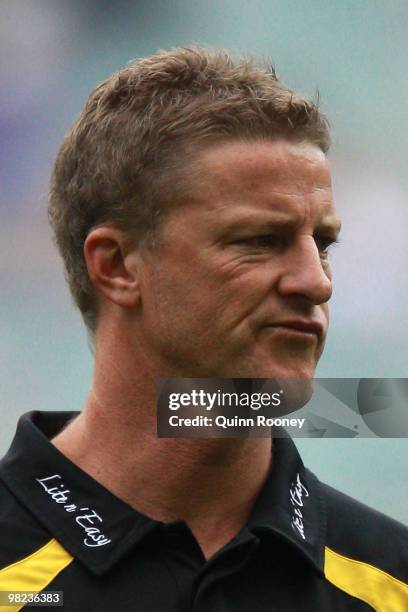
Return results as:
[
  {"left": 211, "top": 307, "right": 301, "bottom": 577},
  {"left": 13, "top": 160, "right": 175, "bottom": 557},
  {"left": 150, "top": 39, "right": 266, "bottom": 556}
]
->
[{"left": 277, "top": 236, "right": 333, "bottom": 305}]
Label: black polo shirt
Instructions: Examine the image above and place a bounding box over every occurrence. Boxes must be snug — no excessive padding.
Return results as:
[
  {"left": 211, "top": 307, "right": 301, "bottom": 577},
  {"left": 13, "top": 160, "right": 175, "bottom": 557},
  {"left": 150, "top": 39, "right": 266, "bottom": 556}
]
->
[{"left": 0, "top": 411, "right": 407, "bottom": 611}]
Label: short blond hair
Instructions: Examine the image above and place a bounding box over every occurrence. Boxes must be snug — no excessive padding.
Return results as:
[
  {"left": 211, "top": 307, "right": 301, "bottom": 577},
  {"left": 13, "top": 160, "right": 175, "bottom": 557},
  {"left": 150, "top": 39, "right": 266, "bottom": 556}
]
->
[{"left": 48, "top": 46, "right": 330, "bottom": 335}]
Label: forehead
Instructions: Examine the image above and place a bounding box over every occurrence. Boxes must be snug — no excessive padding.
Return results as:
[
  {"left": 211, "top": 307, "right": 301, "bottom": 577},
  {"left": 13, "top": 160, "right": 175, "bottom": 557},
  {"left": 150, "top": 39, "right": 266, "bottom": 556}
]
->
[
  {"left": 193, "top": 139, "right": 331, "bottom": 197},
  {"left": 186, "top": 139, "right": 336, "bottom": 224}
]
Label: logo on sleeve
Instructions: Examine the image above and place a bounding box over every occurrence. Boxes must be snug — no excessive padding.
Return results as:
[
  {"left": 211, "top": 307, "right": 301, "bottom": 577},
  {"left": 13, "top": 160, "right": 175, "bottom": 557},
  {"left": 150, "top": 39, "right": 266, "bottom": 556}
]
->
[
  {"left": 289, "top": 473, "right": 309, "bottom": 540},
  {"left": 36, "top": 474, "right": 112, "bottom": 547}
]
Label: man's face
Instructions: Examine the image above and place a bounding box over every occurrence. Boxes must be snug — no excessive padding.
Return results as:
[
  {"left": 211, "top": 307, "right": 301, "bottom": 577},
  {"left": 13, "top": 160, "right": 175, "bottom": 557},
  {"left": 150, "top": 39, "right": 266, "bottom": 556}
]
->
[{"left": 136, "top": 139, "right": 341, "bottom": 379}]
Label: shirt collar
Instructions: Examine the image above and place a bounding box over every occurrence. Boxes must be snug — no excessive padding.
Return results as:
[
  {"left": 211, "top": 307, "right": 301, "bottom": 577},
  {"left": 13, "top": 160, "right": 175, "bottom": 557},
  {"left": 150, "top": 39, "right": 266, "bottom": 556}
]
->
[
  {"left": 0, "top": 411, "right": 160, "bottom": 576},
  {"left": 247, "top": 427, "right": 327, "bottom": 576},
  {"left": 0, "top": 411, "right": 326, "bottom": 576}
]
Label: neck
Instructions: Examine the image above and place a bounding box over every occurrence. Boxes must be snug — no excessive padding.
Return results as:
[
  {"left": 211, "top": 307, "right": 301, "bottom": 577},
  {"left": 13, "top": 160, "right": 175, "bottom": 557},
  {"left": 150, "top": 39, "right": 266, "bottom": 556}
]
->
[{"left": 51, "top": 326, "right": 273, "bottom": 559}]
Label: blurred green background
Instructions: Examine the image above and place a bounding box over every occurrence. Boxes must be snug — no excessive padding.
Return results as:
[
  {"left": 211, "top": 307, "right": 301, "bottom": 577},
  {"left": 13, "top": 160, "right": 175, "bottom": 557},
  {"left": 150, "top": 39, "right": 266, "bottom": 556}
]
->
[{"left": 1, "top": 1, "right": 407, "bottom": 523}]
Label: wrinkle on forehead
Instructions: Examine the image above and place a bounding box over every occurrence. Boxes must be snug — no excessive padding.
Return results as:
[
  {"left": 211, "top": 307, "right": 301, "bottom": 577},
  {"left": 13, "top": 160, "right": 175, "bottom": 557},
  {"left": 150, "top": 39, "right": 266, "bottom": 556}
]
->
[
  {"left": 196, "top": 139, "right": 331, "bottom": 187},
  {"left": 160, "top": 138, "right": 341, "bottom": 244},
  {"left": 186, "top": 139, "right": 334, "bottom": 218}
]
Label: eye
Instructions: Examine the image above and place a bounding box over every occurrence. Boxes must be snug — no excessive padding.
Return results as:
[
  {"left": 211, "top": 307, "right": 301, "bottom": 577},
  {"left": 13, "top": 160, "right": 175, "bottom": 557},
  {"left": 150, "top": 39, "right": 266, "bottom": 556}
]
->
[
  {"left": 315, "top": 236, "right": 339, "bottom": 257},
  {"left": 234, "top": 235, "right": 285, "bottom": 249}
]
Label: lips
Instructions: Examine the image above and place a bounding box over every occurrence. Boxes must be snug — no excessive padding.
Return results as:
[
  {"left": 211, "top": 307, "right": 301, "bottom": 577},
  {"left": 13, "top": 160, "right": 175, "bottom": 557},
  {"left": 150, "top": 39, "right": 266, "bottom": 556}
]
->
[{"left": 264, "top": 320, "right": 323, "bottom": 337}]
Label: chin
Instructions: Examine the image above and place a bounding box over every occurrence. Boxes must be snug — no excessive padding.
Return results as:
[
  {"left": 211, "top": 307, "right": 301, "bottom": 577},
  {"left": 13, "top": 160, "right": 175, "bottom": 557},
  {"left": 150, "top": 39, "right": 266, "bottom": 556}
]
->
[
  {"left": 250, "top": 350, "right": 318, "bottom": 379},
  {"left": 219, "top": 358, "right": 316, "bottom": 381}
]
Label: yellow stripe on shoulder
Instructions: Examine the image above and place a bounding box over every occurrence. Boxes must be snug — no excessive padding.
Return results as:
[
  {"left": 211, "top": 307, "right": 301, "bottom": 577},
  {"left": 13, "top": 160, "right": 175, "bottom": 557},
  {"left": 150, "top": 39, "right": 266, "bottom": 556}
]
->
[
  {"left": 324, "top": 545, "right": 408, "bottom": 611},
  {"left": 0, "top": 538, "right": 73, "bottom": 611}
]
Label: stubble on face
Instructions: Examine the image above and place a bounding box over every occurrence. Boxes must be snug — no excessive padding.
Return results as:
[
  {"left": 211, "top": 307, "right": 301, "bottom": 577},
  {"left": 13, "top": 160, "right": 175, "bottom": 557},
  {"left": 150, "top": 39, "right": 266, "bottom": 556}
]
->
[{"left": 136, "top": 139, "right": 341, "bottom": 380}]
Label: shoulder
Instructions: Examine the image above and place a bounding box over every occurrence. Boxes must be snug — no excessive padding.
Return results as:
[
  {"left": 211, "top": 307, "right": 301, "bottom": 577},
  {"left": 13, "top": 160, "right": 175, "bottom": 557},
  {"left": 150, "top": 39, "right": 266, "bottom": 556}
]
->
[{"left": 318, "top": 476, "right": 408, "bottom": 583}]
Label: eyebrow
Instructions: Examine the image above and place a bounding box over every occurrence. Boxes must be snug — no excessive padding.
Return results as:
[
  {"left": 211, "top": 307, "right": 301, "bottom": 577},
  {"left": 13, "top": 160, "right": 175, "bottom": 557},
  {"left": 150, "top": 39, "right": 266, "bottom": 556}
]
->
[
  {"left": 220, "top": 213, "right": 342, "bottom": 237},
  {"left": 316, "top": 217, "right": 342, "bottom": 236}
]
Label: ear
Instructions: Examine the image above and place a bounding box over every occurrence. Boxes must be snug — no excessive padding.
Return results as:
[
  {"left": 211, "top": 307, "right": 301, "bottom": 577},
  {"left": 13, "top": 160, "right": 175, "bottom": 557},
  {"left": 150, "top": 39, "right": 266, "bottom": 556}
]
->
[{"left": 84, "top": 227, "right": 141, "bottom": 309}]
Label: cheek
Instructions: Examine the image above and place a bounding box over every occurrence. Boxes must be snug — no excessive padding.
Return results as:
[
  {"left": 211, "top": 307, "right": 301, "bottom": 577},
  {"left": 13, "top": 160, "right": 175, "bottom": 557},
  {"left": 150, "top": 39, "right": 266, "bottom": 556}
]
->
[
  {"left": 144, "top": 252, "right": 279, "bottom": 336},
  {"left": 210, "top": 260, "right": 284, "bottom": 329},
  {"left": 218, "top": 261, "right": 280, "bottom": 310},
  {"left": 321, "top": 303, "right": 329, "bottom": 323},
  {"left": 315, "top": 304, "right": 330, "bottom": 357},
  {"left": 143, "top": 269, "right": 217, "bottom": 334}
]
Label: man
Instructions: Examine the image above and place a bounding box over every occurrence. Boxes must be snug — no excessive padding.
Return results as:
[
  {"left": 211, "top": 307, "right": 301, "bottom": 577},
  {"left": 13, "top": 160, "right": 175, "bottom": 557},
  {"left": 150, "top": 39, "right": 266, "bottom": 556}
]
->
[{"left": 0, "top": 47, "right": 407, "bottom": 611}]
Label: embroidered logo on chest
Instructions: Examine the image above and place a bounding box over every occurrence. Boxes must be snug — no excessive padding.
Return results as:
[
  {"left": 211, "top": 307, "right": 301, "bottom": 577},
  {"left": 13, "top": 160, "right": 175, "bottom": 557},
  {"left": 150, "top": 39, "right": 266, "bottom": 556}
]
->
[
  {"left": 36, "top": 474, "right": 112, "bottom": 547},
  {"left": 289, "top": 472, "right": 309, "bottom": 540}
]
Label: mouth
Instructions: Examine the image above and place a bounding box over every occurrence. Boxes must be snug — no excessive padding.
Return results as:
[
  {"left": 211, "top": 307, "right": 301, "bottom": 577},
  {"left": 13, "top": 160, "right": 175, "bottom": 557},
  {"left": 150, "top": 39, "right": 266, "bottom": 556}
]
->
[{"left": 263, "top": 320, "right": 323, "bottom": 340}]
